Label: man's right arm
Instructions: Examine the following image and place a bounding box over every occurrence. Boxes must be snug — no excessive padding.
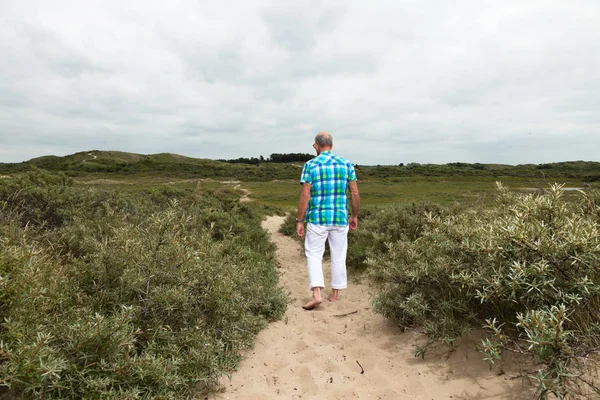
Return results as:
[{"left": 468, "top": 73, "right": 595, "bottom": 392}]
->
[
  {"left": 296, "top": 183, "right": 311, "bottom": 238},
  {"left": 348, "top": 180, "right": 359, "bottom": 231}
]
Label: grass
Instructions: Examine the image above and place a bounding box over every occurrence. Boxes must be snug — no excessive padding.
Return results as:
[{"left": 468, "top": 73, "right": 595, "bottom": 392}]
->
[
  {"left": 3, "top": 150, "right": 600, "bottom": 184},
  {"left": 7, "top": 151, "right": 593, "bottom": 209},
  {"left": 240, "top": 176, "right": 587, "bottom": 210}
]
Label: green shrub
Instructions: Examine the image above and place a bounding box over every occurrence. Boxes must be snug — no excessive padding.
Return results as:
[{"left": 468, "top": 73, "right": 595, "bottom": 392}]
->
[
  {"left": 278, "top": 202, "right": 446, "bottom": 273},
  {"left": 0, "top": 170, "right": 287, "bottom": 399},
  {"left": 347, "top": 203, "right": 446, "bottom": 271},
  {"left": 365, "top": 183, "right": 600, "bottom": 398},
  {"left": 0, "top": 168, "right": 78, "bottom": 229},
  {"left": 279, "top": 214, "right": 298, "bottom": 238}
]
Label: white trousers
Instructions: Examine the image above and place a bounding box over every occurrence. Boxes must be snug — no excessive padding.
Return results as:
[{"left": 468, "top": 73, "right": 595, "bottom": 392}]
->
[{"left": 304, "top": 222, "right": 349, "bottom": 290}]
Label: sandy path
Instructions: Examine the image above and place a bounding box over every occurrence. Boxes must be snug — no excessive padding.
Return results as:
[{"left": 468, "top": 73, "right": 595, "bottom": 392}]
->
[
  {"left": 234, "top": 184, "right": 252, "bottom": 203},
  {"left": 208, "top": 216, "right": 534, "bottom": 400}
]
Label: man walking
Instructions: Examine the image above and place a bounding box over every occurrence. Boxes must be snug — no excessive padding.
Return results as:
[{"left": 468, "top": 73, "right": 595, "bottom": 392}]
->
[{"left": 296, "top": 132, "right": 360, "bottom": 310}]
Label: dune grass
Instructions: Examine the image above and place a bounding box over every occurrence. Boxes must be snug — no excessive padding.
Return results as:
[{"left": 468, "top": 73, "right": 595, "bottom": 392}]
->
[{"left": 240, "top": 176, "right": 586, "bottom": 209}]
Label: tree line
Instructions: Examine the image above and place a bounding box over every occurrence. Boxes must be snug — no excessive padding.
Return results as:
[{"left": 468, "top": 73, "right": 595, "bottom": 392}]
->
[{"left": 219, "top": 153, "right": 314, "bottom": 164}]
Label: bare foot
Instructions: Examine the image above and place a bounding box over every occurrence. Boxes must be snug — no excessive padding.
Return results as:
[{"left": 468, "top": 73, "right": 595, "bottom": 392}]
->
[
  {"left": 328, "top": 289, "right": 339, "bottom": 302},
  {"left": 302, "top": 298, "right": 322, "bottom": 310}
]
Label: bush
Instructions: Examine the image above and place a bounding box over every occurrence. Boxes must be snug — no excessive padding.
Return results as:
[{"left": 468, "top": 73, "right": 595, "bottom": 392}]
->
[
  {"left": 0, "top": 168, "right": 78, "bottom": 229},
  {"left": 347, "top": 203, "right": 446, "bottom": 271},
  {"left": 278, "top": 202, "right": 446, "bottom": 273},
  {"left": 365, "top": 183, "right": 600, "bottom": 398},
  {"left": 0, "top": 170, "right": 287, "bottom": 399}
]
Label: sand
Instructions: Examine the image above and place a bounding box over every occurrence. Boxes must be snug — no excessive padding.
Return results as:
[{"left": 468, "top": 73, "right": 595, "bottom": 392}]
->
[{"left": 207, "top": 215, "right": 536, "bottom": 400}]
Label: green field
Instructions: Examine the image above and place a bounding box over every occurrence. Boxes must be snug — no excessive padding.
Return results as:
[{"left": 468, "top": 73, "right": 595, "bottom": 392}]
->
[
  {"left": 243, "top": 176, "right": 587, "bottom": 208},
  {"left": 63, "top": 174, "right": 590, "bottom": 211},
  {"left": 3, "top": 150, "right": 587, "bottom": 209},
  {"left": 2, "top": 151, "right": 600, "bottom": 205},
  {"left": 76, "top": 175, "right": 587, "bottom": 210}
]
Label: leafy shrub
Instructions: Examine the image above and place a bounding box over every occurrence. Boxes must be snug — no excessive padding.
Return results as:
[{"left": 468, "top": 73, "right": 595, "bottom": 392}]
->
[
  {"left": 0, "top": 168, "right": 78, "bottom": 229},
  {"left": 364, "top": 183, "right": 600, "bottom": 398},
  {"left": 0, "top": 170, "right": 287, "bottom": 399},
  {"left": 278, "top": 202, "right": 446, "bottom": 274},
  {"left": 279, "top": 214, "right": 298, "bottom": 238},
  {"left": 346, "top": 202, "right": 446, "bottom": 271}
]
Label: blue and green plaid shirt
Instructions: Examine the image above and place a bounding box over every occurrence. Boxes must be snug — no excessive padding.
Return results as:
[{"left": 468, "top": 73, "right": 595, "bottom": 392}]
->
[{"left": 300, "top": 151, "right": 357, "bottom": 226}]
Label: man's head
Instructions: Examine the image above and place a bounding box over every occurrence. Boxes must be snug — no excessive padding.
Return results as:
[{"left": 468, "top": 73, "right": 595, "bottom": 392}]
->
[{"left": 313, "top": 132, "right": 333, "bottom": 154}]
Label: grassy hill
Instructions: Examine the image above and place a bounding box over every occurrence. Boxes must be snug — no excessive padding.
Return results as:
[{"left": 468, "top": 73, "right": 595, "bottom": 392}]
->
[
  {"left": 1, "top": 151, "right": 600, "bottom": 183},
  {"left": 0, "top": 151, "right": 307, "bottom": 181},
  {"left": 27, "top": 151, "right": 207, "bottom": 171}
]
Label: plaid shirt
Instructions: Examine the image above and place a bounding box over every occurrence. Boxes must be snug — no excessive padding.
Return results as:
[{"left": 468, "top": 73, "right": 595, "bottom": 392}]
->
[{"left": 300, "top": 151, "right": 357, "bottom": 226}]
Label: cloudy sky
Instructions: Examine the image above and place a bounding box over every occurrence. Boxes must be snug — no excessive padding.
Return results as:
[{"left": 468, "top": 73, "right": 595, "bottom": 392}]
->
[{"left": 1, "top": 0, "right": 598, "bottom": 165}]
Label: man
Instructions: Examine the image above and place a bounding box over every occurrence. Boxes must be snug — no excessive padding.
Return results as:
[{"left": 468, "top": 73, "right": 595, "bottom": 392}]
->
[{"left": 296, "top": 132, "right": 360, "bottom": 310}]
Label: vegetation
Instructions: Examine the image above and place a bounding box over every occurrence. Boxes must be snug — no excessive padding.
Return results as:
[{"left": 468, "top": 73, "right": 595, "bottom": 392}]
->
[
  {"left": 219, "top": 156, "right": 262, "bottom": 165},
  {"left": 348, "top": 184, "right": 600, "bottom": 398},
  {"left": 277, "top": 182, "right": 600, "bottom": 398},
  {"left": 219, "top": 153, "right": 314, "bottom": 164},
  {"left": 357, "top": 160, "right": 600, "bottom": 182},
  {"left": 2, "top": 151, "right": 600, "bottom": 184},
  {"left": 3, "top": 150, "right": 600, "bottom": 398},
  {"left": 0, "top": 169, "right": 287, "bottom": 399},
  {"left": 267, "top": 153, "right": 314, "bottom": 163},
  {"left": 242, "top": 176, "right": 591, "bottom": 210},
  {"left": 0, "top": 151, "right": 305, "bottom": 181}
]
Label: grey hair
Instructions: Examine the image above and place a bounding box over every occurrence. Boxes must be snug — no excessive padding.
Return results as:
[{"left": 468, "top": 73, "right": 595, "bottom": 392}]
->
[{"left": 315, "top": 132, "right": 333, "bottom": 147}]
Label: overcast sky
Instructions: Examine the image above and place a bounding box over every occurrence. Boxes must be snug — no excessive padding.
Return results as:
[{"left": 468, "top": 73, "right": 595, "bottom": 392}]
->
[{"left": 1, "top": 0, "right": 598, "bottom": 165}]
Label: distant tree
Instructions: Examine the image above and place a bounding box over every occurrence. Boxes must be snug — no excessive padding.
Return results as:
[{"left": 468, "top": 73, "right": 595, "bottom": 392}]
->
[
  {"left": 269, "top": 153, "right": 314, "bottom": 163},
  {"left": 219, "top": 157, "right": 260, "bottom": 165}
]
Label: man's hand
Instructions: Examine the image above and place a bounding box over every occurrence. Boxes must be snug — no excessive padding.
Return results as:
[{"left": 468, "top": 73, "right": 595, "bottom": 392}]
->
[
  {"left": 296, "top": 221, "right": 305, "bottom": 238},
  {"left": 349, "top": 216, "right": 358, "bottom": 231}
]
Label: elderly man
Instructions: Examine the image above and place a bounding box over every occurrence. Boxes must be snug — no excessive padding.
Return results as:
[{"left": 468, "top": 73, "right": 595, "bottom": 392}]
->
[{"left": 296, "top": 132, "right": 360, "bottom": 310}]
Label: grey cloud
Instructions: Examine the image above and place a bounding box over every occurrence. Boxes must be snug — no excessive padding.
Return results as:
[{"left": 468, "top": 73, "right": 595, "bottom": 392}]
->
[
  {"left": 261, "top": 8, "right": 315, "bottom": 52},
  {"left": 252, "top": 83, "right": 293, "bottom": 103},
  {"left": 15, "top": 23, "right": 108, "bottom": 79},
  {"left": 0, "top": 0, "right": 599, "bottom": 165},
  {"left": 0, "top": 88, "right": 28, "bottom": 109},
  {"left": 263, "top": 15, "right": 317, "bottom": 52},
  {"left": 261, "top": 2, "right": 347, "bottom": 52},
  {"left": 178, "top": 120, "right": 246, "bottom": 137},
  {"left": 287, "top": 51, "right": 377, "bottom": 78},
  {"left": 181, "top": 44, "right": 245, "bottom": 84}
]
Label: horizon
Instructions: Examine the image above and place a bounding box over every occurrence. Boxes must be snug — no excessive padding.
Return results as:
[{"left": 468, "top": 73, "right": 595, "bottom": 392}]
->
[{"left": 1, "top": 148, "right": 598, "bottom": 168}]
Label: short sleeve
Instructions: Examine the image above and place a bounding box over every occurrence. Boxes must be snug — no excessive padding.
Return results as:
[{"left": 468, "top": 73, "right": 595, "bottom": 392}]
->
[
  {"left": 348, "top": 163, "right": 357, "bottom": 181},
  {"left": 300, "top": 162, "right": 312, "bottom": 184}
]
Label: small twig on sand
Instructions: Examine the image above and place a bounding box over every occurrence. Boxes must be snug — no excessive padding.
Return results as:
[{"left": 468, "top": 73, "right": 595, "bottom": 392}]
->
[
  {"left": 356, "top": 360, "right": 365, "bottom": 374},
  {"left": 334, "top": 310, "right": 358, "bottom": 317}
]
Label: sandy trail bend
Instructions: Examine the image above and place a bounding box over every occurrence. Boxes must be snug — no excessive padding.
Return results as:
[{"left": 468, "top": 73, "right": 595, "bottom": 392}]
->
[{"left": 209, "top": 216, "right": 532, "bottom": 400}]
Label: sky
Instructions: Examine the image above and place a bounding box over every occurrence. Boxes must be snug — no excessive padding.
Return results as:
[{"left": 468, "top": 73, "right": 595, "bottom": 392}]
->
[{"left": 1, "top": 0, "right": 599, "bottom": 165}]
